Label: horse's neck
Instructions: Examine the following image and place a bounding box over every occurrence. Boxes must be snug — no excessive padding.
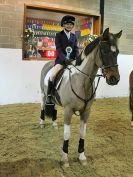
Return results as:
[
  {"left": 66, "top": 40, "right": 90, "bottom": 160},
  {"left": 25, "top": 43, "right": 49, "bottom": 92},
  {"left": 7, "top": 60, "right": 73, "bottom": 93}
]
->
[
  {"left": 79, "top": 47, "right": 99, "bottom": 81},
  {"left": 73, "top": 47, "right": 100, "bottom": 96}
]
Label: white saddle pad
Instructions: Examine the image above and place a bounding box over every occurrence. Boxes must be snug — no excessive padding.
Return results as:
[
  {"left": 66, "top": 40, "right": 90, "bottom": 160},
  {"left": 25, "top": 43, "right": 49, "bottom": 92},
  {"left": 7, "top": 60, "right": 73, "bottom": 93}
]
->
[
  {"left": 44, "top": 65, "right": 72, "bottom": 88},
  {"left": 44, "top": 67, "right": 54, "bottom": 86}
]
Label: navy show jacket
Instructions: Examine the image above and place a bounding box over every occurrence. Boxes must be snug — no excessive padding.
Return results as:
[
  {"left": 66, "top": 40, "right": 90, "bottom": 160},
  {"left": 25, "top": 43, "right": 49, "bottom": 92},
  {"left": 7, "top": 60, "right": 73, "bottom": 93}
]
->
[{"left": 55, "top": 30, "right": 79, "bottom": 65}]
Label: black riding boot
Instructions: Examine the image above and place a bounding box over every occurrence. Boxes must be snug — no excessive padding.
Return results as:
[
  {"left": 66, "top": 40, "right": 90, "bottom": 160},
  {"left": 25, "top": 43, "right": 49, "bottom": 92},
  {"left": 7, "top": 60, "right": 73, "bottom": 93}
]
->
[{"left": 46, "top": 80, "right": 54, "bottom": 105}]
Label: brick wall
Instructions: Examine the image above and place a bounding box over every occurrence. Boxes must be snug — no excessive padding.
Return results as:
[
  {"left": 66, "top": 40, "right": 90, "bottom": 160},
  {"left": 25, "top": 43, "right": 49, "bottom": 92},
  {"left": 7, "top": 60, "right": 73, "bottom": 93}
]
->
[
  {"left": 0, "top": 0, "right": 132, "bottom": 54},
  {"left": 0, "top": 0, "right": 99, "bottom": 49},
  {"left": 104, "top": 0, "right": 133, "bottom": 54}
]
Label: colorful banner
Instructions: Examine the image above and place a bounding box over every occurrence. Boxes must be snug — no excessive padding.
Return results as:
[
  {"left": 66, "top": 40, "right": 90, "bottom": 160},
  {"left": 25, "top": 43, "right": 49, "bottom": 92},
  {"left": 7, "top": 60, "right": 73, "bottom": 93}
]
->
[{"left": 80, "top": 28, "right": 91, "bottom": 36}]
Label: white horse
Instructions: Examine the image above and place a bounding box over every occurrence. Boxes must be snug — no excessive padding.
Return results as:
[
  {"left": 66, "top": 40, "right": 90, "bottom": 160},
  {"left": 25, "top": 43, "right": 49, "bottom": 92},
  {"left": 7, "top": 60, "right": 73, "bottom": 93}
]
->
[{"left": 39, "top": 28, "right": 122, "bottom": 167}]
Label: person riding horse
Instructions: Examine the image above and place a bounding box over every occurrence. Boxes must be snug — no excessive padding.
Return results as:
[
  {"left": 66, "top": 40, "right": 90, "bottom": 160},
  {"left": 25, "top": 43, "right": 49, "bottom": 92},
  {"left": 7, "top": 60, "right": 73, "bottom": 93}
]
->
[
  {"left": 40, "top": 27, "right": 122, "bottom": 166},
  {"left": 46, "top": 15, "right": 79, "bottom": 106}
]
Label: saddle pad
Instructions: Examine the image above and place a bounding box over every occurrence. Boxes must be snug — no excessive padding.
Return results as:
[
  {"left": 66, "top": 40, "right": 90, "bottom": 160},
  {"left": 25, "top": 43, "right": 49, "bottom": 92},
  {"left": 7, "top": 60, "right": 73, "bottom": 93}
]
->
[{"left": 44, "top": 67, "right": 54, "bottom": 86}]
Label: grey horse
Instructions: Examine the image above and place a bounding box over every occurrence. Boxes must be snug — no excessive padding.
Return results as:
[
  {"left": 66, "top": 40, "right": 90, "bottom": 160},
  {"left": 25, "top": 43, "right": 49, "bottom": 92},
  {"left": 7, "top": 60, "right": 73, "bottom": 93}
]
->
[{"left": 39, "top": 28, "right": 122, "bottom": 167}]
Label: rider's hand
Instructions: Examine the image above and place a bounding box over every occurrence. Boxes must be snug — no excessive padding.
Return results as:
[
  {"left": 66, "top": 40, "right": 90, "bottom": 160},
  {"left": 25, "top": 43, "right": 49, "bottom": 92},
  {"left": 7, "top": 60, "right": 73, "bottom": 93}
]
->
[{"left": 65, "top": 59, "right": 72, "bottom": 65}]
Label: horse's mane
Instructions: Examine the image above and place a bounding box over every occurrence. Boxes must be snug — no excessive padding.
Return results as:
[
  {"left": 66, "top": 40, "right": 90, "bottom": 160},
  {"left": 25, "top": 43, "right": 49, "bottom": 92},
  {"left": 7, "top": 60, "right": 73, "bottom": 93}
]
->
[
  {"left": 84, "top": 36, "right": 100, "bottom": 56},
  {"left": 76, "top": 36, "right": 100, "bottom": 66}
]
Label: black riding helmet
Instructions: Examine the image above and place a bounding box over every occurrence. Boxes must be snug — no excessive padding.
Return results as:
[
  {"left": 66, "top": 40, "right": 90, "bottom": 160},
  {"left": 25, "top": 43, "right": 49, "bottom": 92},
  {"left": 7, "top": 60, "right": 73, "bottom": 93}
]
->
[{"left": 61, "top": 15, "right": 75, "bottom": 27}]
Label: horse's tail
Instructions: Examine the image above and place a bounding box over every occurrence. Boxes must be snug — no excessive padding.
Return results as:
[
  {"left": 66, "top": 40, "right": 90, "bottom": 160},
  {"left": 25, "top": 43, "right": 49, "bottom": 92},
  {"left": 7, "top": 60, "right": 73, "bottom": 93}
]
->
[{"left": 129, "top": 71, "right": 133, "bottom": 112}]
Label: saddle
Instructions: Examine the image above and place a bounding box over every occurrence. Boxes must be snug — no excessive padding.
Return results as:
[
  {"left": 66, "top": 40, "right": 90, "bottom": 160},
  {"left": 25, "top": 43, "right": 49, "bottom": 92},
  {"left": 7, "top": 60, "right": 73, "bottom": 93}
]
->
[
  {"left": 54, "top": 68, "right": 65, "bottom": 89},
  {"left": 52, "top": 68, "right": 65, "bottom": 105}
]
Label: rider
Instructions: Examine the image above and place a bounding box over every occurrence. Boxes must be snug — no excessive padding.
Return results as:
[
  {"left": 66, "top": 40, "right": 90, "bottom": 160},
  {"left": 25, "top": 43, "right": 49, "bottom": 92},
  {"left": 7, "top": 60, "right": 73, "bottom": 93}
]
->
[{"left": 46, "top": 15, "right": 79, "bottom": 105}]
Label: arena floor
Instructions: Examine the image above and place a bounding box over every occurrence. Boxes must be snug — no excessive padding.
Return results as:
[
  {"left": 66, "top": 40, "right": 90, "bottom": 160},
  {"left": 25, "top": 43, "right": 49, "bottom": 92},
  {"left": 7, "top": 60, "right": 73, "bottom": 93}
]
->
[{"left": 0, "top": 97, "right": 133, "bottom": 177}]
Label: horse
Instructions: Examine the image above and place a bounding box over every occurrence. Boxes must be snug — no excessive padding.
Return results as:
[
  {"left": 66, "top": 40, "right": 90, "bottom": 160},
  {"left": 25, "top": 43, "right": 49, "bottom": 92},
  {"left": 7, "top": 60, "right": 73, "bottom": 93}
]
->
[
  {"left": 129, "top": 70, "right": 133, "bottom": 127},
  {"left": 39, "top": 28, "right": 122, "bottom": 167}
]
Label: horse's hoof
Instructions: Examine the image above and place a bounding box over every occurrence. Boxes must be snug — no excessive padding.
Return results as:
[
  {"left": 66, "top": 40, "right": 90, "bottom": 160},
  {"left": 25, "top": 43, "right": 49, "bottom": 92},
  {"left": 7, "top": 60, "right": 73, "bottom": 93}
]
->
[
  {"left": 79, "top": 159, "right": 87, "bottom": 166},
  {"left": 40, "top": 124, "right": 45, "bottom": 128},
  {"left": 52, "top": 122, "right": 58, "bottom": 129},
  {"left": 131, "top": 121, "right": 133, "bottom": 127},
  {"left": 52, "top": 124, "right": 58, "bottom": 129},
  {"left": 60, "top": 160, "right": 69, "bottom": 168},
  {"left": 53, "top": 125, "right": 58, "bottom": 129},
  {"left": 40, "top": 119, "right": 45, "bottom": 128}
]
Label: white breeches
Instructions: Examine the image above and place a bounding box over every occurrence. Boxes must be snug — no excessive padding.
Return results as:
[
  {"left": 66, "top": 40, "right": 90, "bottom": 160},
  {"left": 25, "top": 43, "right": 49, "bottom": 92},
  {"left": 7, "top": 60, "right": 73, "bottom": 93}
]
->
[{"left": 50, "top": 64, "right": 63, "bottom": 81}]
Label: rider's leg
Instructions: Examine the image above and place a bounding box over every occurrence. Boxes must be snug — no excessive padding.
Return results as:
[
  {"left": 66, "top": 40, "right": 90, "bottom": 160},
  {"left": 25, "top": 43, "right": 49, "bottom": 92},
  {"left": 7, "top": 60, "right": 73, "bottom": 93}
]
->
[
  {"left": 46, "top": 64, "right": 63, "bottom": 104},
  {"left": 46, "top": 79, "right": 54, "bottom": 104},
  {"left": 50, "top": 64, "right": 63, "bottom": 81}
]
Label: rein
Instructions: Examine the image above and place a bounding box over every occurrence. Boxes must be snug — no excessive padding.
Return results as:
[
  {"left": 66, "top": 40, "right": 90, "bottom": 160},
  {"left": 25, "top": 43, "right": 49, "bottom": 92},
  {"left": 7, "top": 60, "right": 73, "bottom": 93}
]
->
[
  {"left": 69, "top": 68, "right": 102, "bottom": 102},
  {"left": 71, "top": 62, "right": 103, "bottom": 78},
  {"left": 68, "top": 64, "right": 103, "bottom": 115},
  {"left": 66, "top": 37, "right": 119, "bottom": 114},
  {"left": 66, "top": 44, "right": 104, "bottom": 115}
]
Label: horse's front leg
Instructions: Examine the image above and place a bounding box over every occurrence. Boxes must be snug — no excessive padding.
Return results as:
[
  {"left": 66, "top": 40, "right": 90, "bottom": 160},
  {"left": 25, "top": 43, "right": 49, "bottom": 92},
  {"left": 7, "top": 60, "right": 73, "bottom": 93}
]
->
[
  {"left": 78, "top": 110, "right": 89, "bottom": 166},
  {"left": 61, "top": 106, "right": 73, "bottom": 167},
  {"left": 52, "top": 106, "right": 58, "bottom": 129},
  {"left": 40, "top": 92, "right": 46, "bottom": 128}
]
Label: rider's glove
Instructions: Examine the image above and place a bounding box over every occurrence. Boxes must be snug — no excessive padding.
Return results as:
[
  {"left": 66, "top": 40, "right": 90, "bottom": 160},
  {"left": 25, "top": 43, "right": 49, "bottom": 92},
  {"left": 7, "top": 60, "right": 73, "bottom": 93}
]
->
[{"left": 65, "top": 59, "right": 72, "bottom": 65}]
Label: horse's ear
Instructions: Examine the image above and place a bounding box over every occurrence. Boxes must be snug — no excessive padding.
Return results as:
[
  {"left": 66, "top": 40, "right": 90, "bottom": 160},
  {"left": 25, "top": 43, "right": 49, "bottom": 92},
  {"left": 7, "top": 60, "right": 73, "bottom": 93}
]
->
[
  {"left": 102, "top": 28, "right": 109, "bottom": 39},
  {"left": 114, "top": 30, "right": 122, "bottom": 38}
]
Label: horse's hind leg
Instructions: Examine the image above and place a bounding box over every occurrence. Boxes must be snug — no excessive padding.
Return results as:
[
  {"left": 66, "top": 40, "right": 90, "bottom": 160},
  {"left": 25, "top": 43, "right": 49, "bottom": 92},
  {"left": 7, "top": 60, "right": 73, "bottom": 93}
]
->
[
  {"left": 61, "top": 106, "right": 73, "bottom": 167},
  {"left": 131, "top": 94, "right": 133, "bottom": 127},
  {"left": 78, "top": 110, "right": 90, "bottom": 165},
  {"left": 52, "top": 105, "right": 58, "bottom": 129},
  {"left": 129, "top": 90, "right": 133, "bottom": 127},
  {"left": 40, "top": 92, "right": 46, "bottom": 128},
  {"left": 131, "top": 112, "right": 133, "bottom": 127}
]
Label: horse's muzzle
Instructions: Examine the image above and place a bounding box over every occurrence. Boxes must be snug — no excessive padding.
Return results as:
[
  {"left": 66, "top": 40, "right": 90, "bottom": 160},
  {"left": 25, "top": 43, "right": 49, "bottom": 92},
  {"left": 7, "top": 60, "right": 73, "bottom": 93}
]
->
[
  {"left": 104, "top": 66, "right": 120, "bottom": 85},
  {"left": 106, "top": 75, "right": 120, "bottom": 85}
]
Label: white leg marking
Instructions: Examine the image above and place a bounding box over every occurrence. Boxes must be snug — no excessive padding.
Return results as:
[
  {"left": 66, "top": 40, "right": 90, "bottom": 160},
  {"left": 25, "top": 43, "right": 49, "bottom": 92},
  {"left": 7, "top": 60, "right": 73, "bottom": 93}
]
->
[
  {"left": 60, "top": 124, "right": 70, "bottom": 167},
  {"left": 79, "top": 152, "right": 87, "bottom": 161},
  {"left": 61, "top": 151, "right": 69, "bottom": 167},
  {"left": 79, "top": 120, "right": 87, "bottom": 165},
  {"left": 61, "top": 150, "right": 68, "bottom": 161},
  {"left": 79, "top": 152, "right": 87, "bottom": 166},
  {"left": 80, "top": 120, "right": 86, "bottom": 139},
  {"left": 52, "top": 120, "right": 58, "bottom": 129},
  {"left": 40, "top": 118, "right": 44, "bottom": 128},
  {"left": 64, "top": 124, "right": 71, "bottom": 140}
]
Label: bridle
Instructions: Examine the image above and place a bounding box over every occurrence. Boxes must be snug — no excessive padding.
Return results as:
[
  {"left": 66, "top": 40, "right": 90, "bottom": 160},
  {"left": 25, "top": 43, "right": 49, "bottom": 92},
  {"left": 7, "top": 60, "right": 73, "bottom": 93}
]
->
[
  {"left": 69, "top": 63, "right": 103, "bottom": 98},
  {"left": 99, "top": 40, "right": 119, "bottom": 70},
  {"left": 68, "top": 62, "right": 102, "bottom": 115}
]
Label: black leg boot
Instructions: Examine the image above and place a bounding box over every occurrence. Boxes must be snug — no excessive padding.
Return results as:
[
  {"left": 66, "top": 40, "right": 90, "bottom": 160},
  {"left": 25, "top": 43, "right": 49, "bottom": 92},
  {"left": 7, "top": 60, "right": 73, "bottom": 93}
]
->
[
  {"left": 46, "top": 80, "right": 54, "bottom": 105},
  {"left": 45, "top": 80, "right": 55, "bottom": 117}
]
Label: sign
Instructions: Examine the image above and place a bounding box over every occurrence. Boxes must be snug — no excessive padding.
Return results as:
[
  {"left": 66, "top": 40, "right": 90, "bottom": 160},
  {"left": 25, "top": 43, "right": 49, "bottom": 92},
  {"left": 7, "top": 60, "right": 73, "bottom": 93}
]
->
[{"left": 43, "top": 50, "right": 57, "bottom": 59}]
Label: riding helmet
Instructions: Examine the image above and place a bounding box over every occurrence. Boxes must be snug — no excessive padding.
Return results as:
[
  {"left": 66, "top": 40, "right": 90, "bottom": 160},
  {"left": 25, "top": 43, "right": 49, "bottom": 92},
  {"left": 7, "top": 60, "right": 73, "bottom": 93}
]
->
[{"left": 61, "top": 15, "right": 75, "bottom": 27}]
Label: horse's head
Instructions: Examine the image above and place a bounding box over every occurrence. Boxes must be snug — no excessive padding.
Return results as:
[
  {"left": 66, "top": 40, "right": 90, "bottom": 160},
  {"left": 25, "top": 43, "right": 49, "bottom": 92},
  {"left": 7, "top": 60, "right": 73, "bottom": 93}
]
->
[{"left": 98, "top": 28, "right": 122, "bottom": 85}]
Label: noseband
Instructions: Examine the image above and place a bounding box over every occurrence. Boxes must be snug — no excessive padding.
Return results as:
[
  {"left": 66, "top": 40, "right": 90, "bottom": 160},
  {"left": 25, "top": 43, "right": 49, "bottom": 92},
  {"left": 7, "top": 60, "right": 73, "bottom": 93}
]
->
[{"left": 102, "top": 64, "right": 118, "bottom": 69}]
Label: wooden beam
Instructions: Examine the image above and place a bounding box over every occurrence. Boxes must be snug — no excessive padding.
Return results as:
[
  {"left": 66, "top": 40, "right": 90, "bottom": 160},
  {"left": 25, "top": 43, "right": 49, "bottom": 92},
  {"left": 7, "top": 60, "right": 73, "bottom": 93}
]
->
[{"left": 25, "top": 4, "right": 100, "bottom": 17}]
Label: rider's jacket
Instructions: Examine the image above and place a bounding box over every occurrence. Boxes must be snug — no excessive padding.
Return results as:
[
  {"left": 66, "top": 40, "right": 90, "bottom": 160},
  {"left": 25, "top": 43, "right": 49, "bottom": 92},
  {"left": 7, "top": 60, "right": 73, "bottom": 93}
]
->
[{"left": 55, "top": 30, "right": 79, "bottom": 65}]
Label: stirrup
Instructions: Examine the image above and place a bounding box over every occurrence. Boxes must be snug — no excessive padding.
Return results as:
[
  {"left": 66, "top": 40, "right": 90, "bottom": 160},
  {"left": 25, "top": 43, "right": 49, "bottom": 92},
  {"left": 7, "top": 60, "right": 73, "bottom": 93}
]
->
[
  {"left": 45, "top": 102, "right": 55, "bottom": 106},
  {"left": 46, "top": 95, "right": 54, "bottom": 105}
]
